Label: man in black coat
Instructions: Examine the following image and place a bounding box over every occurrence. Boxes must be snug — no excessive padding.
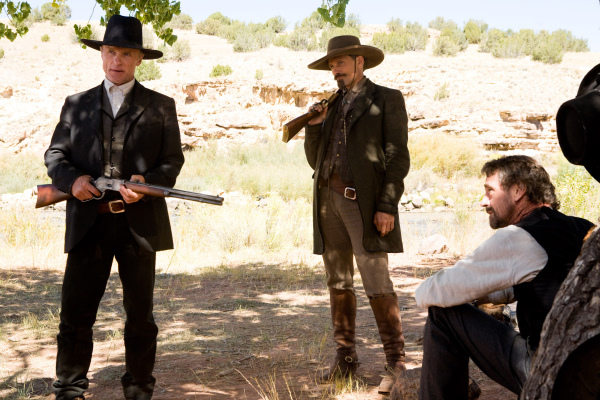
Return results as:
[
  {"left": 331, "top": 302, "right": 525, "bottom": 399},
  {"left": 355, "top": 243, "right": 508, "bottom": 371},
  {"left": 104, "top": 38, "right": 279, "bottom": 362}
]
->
[
  {"left": 44, "top": 15, "right": 184, "bottom": 400},
  {"left": 304, "top": 35, "right": 410, "bottom": 394}
]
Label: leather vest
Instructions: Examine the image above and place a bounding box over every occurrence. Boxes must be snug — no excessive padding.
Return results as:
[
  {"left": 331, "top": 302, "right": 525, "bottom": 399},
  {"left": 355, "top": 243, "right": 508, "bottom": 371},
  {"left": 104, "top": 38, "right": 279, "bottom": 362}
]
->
[
  {"left": 101, "top": 87, "right": 132, "bottom": 180},
  {"left": 513, "top": 207, "right": 593, "bottom": 351}
]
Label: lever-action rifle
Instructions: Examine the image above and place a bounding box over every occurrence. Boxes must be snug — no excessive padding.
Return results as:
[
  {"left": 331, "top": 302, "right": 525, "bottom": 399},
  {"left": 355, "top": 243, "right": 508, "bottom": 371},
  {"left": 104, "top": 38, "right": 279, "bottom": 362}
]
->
[
  {"left": 35, "top": 177, "right": 224, "bottom": 208},
  {"left": 282, "top": 92, "right": 339, "bottom": 143}
]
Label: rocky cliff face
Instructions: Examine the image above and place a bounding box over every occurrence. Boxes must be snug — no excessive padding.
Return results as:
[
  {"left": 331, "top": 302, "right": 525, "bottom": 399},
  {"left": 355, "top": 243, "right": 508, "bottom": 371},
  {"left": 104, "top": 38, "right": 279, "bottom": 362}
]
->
[{"left": 0, "top": 22, "right": 596, "bottom": 155}]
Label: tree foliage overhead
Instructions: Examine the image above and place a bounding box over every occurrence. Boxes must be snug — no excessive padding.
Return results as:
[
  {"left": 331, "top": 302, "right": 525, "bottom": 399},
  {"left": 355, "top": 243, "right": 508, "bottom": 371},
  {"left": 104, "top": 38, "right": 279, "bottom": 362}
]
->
[
  {"left": 74, "top": 0, "right": 181, "bottom": 47},
  {"left": 0, "top": 1, "right": 32, "bottom": 41},
  {"left": 317, "top": 0, "right": 349, "bottom": 28},
  {"left": 1, "top": 0, "right": 181, "bottom": 46},
  {"left": 2, "top": 0, "right": 348, "bottom": 43}
]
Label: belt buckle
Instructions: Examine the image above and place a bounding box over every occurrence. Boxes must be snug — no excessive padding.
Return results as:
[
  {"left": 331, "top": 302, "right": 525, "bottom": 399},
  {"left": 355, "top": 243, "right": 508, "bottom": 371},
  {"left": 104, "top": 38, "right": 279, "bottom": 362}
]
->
[
  {"left": 108, "top": 200, "right": 125, "bottom": 214},
  {"left": 344, "top": 187, "right": 356, "bottom": 200}
]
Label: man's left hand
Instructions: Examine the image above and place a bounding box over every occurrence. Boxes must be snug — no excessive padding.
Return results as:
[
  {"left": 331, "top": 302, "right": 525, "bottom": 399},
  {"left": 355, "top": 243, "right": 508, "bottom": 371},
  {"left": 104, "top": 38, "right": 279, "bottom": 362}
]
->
[
  {"left": 120, "top": 175, "right": 145, "bottom": 203},
  {"left": 374, "top": 211, "right": 395, "bottom": 237}
]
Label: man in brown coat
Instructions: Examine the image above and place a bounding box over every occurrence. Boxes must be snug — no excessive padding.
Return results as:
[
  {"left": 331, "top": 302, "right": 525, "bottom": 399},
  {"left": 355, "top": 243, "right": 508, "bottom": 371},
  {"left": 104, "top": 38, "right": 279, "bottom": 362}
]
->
[{"left": 304, "top": 35, "right": 410, "bottom": 394}]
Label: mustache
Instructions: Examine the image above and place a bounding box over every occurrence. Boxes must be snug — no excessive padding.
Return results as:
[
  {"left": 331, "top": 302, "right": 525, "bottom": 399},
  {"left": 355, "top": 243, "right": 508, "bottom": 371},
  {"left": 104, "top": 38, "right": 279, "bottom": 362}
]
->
[
  {"left": 485, "top": 207, "right": 493, "bottom": 213},
  {"left": 334, "top": 74, "right": 346, "bottom": 80}
]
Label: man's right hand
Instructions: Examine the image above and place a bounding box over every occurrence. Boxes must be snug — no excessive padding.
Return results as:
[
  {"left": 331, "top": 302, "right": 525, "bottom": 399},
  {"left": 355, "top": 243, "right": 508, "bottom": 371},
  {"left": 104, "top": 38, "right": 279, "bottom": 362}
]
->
[
  {"left": 71, "top": 175, "right": 102, "bottom": 201},
  {"left": 308, "top": 102, "right": 328, "bottom": 125}
]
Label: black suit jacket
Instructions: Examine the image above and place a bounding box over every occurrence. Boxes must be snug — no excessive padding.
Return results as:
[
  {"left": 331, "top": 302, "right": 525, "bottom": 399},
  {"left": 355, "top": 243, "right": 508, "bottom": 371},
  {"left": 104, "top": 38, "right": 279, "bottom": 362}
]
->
[{"left": 45, "top": 81, "right": 185, "bottom": 253}]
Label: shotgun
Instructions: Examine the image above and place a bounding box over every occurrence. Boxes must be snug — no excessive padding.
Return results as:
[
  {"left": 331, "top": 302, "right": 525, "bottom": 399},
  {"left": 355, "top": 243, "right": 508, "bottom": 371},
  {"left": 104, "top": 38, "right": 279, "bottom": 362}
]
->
[
  {"left": 282, "top": 92, "right": 339, "bottom": 143},
  {"left": 35, "top": 177, "right": 224, "bottom": 208}
]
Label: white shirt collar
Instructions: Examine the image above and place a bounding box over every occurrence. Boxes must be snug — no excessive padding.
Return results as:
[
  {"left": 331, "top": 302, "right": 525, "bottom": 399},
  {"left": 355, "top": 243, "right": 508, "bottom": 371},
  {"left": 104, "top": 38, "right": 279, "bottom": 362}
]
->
[{"left": 103, "top": 78, "right": 135, "bottom": 96}]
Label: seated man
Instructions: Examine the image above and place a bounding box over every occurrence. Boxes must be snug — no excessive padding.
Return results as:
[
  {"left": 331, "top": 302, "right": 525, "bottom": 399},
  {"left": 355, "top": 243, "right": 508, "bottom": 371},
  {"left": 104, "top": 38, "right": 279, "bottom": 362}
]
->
[{"left": 415, "top": 155, "right": 594, "bottom": 399}]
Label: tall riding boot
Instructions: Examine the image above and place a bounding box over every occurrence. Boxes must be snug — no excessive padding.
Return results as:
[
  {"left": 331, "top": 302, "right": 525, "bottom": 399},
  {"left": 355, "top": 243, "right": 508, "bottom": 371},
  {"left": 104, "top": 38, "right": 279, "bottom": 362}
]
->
[
  {"left": 320, "top": 288, "right": 360, "bottom": 382},
  {"left": 370, "top": 293, "right": 406, "bottom": 394}
]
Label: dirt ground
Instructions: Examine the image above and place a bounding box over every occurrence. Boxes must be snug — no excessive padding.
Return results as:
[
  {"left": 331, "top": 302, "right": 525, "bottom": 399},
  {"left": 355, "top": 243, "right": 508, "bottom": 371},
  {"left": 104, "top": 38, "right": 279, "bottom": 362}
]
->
[{"left": 0, "top": 253, "right": 515, "bottom": 399}]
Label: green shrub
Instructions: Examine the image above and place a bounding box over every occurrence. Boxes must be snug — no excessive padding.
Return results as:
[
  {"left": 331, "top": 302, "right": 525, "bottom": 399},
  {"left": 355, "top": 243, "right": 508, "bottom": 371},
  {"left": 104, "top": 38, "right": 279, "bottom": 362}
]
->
[
  {"left": 387, "top": 17, "right": 402, "bottom": 32},
  {"left": 274, "top": 27, "right": 318, "bottom": 51},
  {"left": 319, "top": 26, "right": 361, "bottom": 51},
  {"left": 403, "top": 22, "right": 428, "bottom": 51},
  {"left": 372, "top": 31, "right": 406, "bottom": 54},
  {"left": 440, "top": 26, "right": 468, "bottom": 51},
  {"left": 434, "top": 82, "right": 449, "bottom": 101},
  {"left": 266, "top": 16, "right": 287, "bottom": 33},
  {"left": 135, "top": 60, "right": 162, "bottom": 82},
  {"left": 0, "top": 48, "right": 4, "bottom": 59},
  {"left": 429, "top": 17, "right": 457, "bottom": 32},
  {"left": 555, "top": 161, "right": 600, "bottom": 221},
  {"left": 41, "top": 2, "right": 71, "bottom": 26},
  {"left": 532, "top": 38, "right": 563, "bottom": 64},
  {"left": 32, "top": 7, "right": 43, "bottom": 22},
  {"left": 41, "top": 34, "right": 50, "bottom": 42},
  {"left": 196, "top": 18, "right": 222, "bottom": 35},
  {"left": 433, "top": 35, "right": 459, "bottom": 56},
  {"left": 408, "top": 132, "right": 484, "bottom": 178},
  {"left": 156, "top": 43, "right": 169, "bottom": 63},
  {"left": 492, "top": 36, "right": 526, "bottom": 58},
  {"left": 255, "top": 69, "right": 263, "bottom": 80},
  {"left": 210, "top": 64, "right": 233, "bottom": 77},
  {"left": 207, "top": 12, "right": 232, "bottom": 25},
  {"left": 232, "top": 26, "right": 274, "bottom": 52},
  {"left": 167, "top": 13, "right": 193, "bottom": 30},
  {"left": 142, "top": 26, "right": 156, "bottom": 49},
  {"left": 549, "top": 29, "right": 589, "bottom": 52},
  {"left": 299, "top": 11, "right": 326, "bottom": 33},
  {"left": 219, "top": 20, "right": 246, "bottom": 43},
  {"left": 273, "top": 33, "right": 290, "bottom": 48},
  {"left": 372, "top": 22, "right": 428, "bottom": 54},
  {"left": 464, "top": 19, "right": 487, "bottom": 44},
  {"left": 170, "top": 39, "right": 191, "bottom": 61},
  {"left": 345, "top": 13, "right": 361, "bottom": 30},
  {"left": 254, "top": 27, "right": 275, "bottom": 49},
  {"left": 479, "top": 28, "right": 506, "bottom": 53}
]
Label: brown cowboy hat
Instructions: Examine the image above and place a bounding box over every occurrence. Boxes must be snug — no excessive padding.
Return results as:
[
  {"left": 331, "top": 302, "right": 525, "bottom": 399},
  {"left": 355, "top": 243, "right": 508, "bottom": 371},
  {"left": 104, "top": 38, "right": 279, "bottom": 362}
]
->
[
  {"left": 556, "top": 63, "right": 600, "bottom": 182},
  {"left": 81, "top": 15, "right": 163, "bottom": 60},
  {"left": 308, "top": 35, "right": 384, "bottom": 70}
]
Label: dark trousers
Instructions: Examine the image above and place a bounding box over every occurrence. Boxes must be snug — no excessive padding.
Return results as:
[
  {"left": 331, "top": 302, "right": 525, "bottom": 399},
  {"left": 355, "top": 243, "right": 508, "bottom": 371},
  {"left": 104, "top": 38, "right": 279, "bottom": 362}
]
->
[
  {"left": 419, "top": 304, "right": 531, "bottom": 400},
  {"left": 53, "top": 213, "right": 158, "bottom": 400}
]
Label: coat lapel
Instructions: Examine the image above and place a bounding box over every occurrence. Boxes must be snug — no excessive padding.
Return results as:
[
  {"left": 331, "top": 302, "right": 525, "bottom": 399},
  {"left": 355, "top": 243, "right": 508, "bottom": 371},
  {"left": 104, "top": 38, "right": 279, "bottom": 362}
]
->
[
  {"left": 123, "top": 81, "right": 152, "bottom": 144},
  {"left": 86, "top": 83, "right": 104, "bottom": 142},
  {"left": 346, "top": 79, "right": 376, "bottom": 133}
]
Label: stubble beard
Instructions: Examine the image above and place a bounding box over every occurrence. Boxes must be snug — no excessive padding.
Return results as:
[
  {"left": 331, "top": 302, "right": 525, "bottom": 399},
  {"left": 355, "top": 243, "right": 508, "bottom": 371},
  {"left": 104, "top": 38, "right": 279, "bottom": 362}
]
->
[{"left": 486, "top": 203, "right": 515, "bottom": 229}]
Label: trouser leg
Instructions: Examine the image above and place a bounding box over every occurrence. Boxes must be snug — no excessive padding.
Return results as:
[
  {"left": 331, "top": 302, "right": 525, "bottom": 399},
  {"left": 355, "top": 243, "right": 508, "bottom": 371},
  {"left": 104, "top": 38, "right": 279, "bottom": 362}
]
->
[
  {"left": 115, "top": 219, "right": 158, "bottom": 400},
  {"left": 319, "top": 188, "right": 360, "bottom": 379},
  {"left": 419, "top": 304, "right": 531, "bottom": 400},
  {"left": 54, "top": 217, "right": 114, "bottom": 400}
]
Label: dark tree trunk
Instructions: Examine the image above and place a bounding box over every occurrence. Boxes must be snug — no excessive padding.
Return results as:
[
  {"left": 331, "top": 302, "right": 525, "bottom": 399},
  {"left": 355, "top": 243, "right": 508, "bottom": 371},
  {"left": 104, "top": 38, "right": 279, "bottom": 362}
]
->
[{"left": 521, "top": 227, "right": 600, "bottom": 399}]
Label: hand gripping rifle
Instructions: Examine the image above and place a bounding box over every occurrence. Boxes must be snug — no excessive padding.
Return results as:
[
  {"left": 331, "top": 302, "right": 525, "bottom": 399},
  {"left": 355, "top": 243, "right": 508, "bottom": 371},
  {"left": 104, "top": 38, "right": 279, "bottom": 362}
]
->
[
  {"left": 35, "top": 177, "right": 224, "bottom": 208},
  {"left": 281, "top": 92, "right": 339, "bottom": 143}
]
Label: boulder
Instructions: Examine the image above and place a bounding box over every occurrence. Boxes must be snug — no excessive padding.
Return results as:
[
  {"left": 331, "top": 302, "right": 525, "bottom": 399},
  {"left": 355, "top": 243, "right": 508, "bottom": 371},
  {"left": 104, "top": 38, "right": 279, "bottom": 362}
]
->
[
  {"left": 411, "top": 194, "right": 423, "bottom": 208},
  {"left": 418, "top": 234, "right": 448, "bottom": 255}
]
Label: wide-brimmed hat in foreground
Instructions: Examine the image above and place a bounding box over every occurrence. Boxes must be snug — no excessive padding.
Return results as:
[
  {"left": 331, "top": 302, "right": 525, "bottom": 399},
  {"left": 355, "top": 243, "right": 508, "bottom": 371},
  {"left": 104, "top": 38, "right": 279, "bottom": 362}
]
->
[
  {"left": 81, "top": 15, "right": 162, "bottom": 60},
  {"left": 556, "top": 63, "right": 600, "bottom": 181},
  {"left": 308, "top": 35, "right": 384, "bottom": 70}
]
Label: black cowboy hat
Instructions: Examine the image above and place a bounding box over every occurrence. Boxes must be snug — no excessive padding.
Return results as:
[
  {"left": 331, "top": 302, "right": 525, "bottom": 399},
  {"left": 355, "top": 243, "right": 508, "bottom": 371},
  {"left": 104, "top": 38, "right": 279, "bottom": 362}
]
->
[
  {"left": 308, "top": 35, "right": 384, "bottom": 70},
  {"left": 81, "top": 15, "right": 162, "bottom": 60},
  {"left": 556, "top": 63, "right": 600, "bottom": 182}
]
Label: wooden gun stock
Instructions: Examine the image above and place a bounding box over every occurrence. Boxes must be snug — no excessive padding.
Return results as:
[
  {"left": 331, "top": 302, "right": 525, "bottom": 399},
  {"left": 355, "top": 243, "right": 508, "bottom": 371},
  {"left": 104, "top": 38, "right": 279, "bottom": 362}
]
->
[
  {"left": 36, "top": 184, "right": 72, "bottom": 208},
  {"left": 282, "top": 92, "right": 338, "bottom": 143}
]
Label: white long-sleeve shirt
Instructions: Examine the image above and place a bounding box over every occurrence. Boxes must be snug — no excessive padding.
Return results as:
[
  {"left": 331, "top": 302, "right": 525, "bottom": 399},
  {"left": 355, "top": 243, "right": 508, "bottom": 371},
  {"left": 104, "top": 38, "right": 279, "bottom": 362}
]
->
[{"left": 415, "top": 225, "right": 548, "bottom": 308}]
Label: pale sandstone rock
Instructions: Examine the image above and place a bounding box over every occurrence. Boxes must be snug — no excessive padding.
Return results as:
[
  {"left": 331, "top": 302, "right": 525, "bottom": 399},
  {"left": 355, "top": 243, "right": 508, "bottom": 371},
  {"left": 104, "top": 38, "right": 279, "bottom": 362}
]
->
[{"left": 418, "top": 234, "right": 449, "bottom": 255}]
